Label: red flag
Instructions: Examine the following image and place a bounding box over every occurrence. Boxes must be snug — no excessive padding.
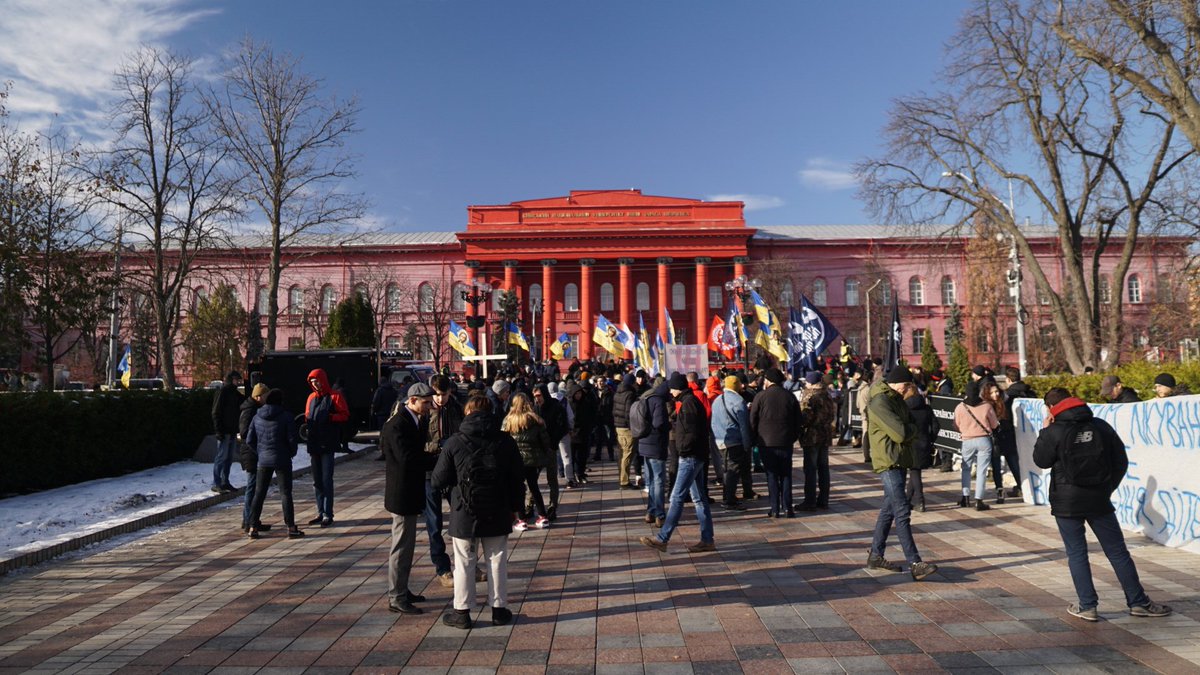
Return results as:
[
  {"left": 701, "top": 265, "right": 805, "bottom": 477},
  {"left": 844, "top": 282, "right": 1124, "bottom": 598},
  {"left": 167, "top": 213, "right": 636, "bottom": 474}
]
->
[{"left": 708, "top": 314, "right": 735, "bottom": 359}]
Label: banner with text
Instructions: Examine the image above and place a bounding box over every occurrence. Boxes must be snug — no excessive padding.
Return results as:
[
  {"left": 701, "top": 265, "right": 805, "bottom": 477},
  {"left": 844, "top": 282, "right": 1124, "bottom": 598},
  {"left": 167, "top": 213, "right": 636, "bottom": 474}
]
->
[
  {"left": 929, "top": 394, "right": 963, "bottom": 454},
  {"left": 662, "top": 344, "right": 710, "bottom": 377},
  {"left": 1012, "top": 395, "right": 1200, "bottom": 553}
]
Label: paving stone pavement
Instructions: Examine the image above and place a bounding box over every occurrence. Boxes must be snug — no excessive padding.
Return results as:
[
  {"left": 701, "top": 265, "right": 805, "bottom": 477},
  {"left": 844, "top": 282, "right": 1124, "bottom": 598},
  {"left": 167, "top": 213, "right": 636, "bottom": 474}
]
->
[{"left": 1, "top": 446, "right": 1198, "bottom": 674}]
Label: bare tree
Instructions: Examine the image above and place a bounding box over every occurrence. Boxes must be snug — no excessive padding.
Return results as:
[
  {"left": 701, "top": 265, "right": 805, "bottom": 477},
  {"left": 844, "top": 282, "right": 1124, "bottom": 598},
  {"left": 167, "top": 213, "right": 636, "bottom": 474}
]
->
[
  {"left": 856, "top": 0, "right": 1195, "bottom": 372},
  {"left": 351, "top": 265, "right": 408, "bottom": 358},
  {"left": 207, "top": 38, "right": 367, "bottom": 352},
  {"left": 409, "top": 276, "right": 462, "bottom": 372},
  {"left": 93, "top": 47, "right": 240, "bottom": 389}
]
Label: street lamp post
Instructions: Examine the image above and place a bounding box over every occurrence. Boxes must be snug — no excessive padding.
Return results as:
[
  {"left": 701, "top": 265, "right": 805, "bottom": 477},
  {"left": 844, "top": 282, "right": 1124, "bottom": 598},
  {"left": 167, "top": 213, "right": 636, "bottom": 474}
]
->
[
  {"left": 943, "top": 171, "right": 1028, "bottom": 377},
  {"left": 460, "top": 279, "right": 493, "bottom": 381},
  {"left": 724, "top": 274, "right": 762, "bottom": 372}
]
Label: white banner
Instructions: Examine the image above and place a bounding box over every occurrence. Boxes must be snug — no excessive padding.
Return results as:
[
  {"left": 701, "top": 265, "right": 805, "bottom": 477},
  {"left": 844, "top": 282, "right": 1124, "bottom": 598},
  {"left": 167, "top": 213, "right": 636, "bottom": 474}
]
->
[
  {"left": 662, "top": 344, "right": 709, "bottom": 377},
  {"left": 1013, "top": 395, "right": 1200, "bottom": 553}
]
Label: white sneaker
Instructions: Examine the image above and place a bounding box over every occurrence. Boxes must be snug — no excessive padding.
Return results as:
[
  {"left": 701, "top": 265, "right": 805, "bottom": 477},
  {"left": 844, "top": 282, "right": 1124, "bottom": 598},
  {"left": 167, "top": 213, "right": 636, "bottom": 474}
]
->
[
  {"left": 513, "top": 519, "right": 528, "bottom": 532},
  {"left": 534, "top": 516, "right": 550, "bottom": 529}
]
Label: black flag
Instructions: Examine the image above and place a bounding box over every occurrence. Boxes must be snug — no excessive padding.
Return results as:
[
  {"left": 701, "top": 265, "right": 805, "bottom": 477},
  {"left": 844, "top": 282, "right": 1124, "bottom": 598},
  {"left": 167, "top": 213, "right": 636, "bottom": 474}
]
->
[{"left": 884, "top": 296, "right": 901, "bottom": 372}]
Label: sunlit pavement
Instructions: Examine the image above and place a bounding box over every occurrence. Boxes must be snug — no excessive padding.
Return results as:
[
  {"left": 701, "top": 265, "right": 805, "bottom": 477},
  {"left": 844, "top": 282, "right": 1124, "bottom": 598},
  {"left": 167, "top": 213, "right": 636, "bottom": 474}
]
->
[{"left": 1, "top": 446, "right": 1197, "bottom": 674}]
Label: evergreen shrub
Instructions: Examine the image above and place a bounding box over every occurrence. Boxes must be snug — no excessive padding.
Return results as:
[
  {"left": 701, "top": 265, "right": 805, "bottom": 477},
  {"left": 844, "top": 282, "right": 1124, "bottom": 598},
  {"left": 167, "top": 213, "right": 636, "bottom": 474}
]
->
[{"left": 1025, "top": 361, "right": 1200, "bottom": 404}]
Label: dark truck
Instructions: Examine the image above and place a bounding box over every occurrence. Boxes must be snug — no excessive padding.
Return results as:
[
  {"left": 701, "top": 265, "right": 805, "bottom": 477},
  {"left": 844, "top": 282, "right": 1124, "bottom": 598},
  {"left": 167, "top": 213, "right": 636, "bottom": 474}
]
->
[{"left": 250, "top": 348, "right": 436, "bottom": 438}]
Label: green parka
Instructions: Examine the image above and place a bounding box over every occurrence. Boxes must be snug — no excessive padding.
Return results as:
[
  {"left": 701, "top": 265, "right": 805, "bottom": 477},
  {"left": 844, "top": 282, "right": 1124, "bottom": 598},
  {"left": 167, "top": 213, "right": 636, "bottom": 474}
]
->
[{"left": 865, "top": 380, "right": 916, "bottom": 473}]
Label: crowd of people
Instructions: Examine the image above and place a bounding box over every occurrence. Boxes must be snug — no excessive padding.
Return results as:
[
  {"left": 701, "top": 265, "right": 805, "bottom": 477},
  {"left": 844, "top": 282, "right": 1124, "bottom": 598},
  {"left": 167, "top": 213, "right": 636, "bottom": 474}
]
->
[{"left": 215, "top": 352, "right": 1178, "bottom": 629}]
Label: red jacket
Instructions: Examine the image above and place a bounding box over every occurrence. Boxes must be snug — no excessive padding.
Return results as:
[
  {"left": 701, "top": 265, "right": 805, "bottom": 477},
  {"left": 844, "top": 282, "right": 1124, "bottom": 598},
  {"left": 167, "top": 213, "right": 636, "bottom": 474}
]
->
[{"left": 305, "top": 368, "right": 350, "bottom": 453}]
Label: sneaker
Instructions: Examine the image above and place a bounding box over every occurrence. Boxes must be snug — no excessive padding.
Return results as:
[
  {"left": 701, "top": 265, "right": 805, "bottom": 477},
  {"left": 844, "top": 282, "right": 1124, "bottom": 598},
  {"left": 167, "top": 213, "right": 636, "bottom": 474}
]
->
[
  {"left": 866, "top": 551, "right": 902, "bottom": 572},
  {"left": 513, "top": 519, "right": 529, "bottom": 532},
  {"left": 287, "top": 528, "right": 305, "bottom": 539},
  {"left": 1129, "top": 602, "right": 1172, "bottom": 618},
  {"left": 687, "top": 541, "right": 716, "bottom": 553},
  {"left": 957, "top": 496, "right": 970, "bottom": 508},
  {"left": 639, "top": 535, "right": 667, "bottom": 552},
  {"left": 247, "top": 528, "right": 260, "bottom": 539},
  {"left": 655, "top": 517, "right": 665, "bottom": 528},
  {"left": 1068, "top": 603, "right": 1100, "bottom": 621},
  {"left": 476, "top": 568, "right": 486, "bottom": 583},
  {"left": 996, "top": 490, "right": 1006, "bottom": 505},
  {"left": 644, "top": 513, "right": 655, "bottom": 524},
  {"left": 975, "top": 499, "right": 991, "bottom": 511},
  {"left": 534, "top": 516, "right": 550, "bottom": 529},
  {"left": 256, "top": 522, "right": 273, "bottom": 532},
  {"left": 491, "top": 606, "right": 513, "bottom": 626},
  {"left": 442, "top": 610, "right": 472, "bottom": 629},
  {"left": 910, "top": 561, "right": 938, "bottom": 581},
  {"left": 211, "top": 486, "right": 224, "bottom": 494},
  {"left": 437, "top": 571, "right": 454, "bottom": 588},
  {"left": 320, "top": 517, "right": 333, "bottom": 528},
  {"left": 307, "top": 516, "right": 324, "bottom": 525}
]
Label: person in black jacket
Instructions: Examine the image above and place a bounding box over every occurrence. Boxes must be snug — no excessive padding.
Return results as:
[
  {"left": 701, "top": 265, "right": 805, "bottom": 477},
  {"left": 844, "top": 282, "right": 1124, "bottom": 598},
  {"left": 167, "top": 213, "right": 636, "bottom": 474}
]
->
[
  {"left": 245, "top": 389, "right": 303, "bottom": 540},
  {"left": 749, "top": 368, "right": 804, "bottom": 518},
  {"left": 996, "top": 367, "right": 1035, "bottom": 501},
  {"left": 639, "top": 373, "right": 714, "bottom": 553},
  {"left": 432, "top": 394, "right": 525, "bottom": 630},
  {"left": 238, "top": 383, "right": 272, "bottom": 533},
  {"left": 211, "top": 371, "right": 244, "bottom": 493},
  {"left": 637, "top": 378, "right": 672, "bottom": 527},
  {"left": 613, "top": 373, "right": 639, "bottom": 488},
  {"left": 533, "top": 383, "right": 569, "bottom": 519},
  {"left": 1033, "top": 388, "right": 1171, "bottom": 622},
  {"left": 902, "top": 384, "right": 935, "bottom": 512},
  {"left": 592, "top": 378, "right": 616, "bottom": 462},
  {"left": 1100, "top": 375, "right": 1141, "bottom": 403},
  {"left": 565, "top": 379, "right": 597, "bottom": 484},
  {"left": 380, "top": 382, "right": 436, "bottom": 615}
]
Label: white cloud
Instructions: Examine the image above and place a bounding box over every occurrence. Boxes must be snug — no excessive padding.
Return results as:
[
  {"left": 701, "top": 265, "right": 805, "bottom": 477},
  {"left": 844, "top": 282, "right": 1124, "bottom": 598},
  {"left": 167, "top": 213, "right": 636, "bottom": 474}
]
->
[
  {"left": 707, "top": 193, "right": 785, "bottom": 211},
  {"left": 797, "top": 158, "right": 858, "bottom": 191},
  {"left": 0, "top": 0, "right": 216, "bottom": 138}
]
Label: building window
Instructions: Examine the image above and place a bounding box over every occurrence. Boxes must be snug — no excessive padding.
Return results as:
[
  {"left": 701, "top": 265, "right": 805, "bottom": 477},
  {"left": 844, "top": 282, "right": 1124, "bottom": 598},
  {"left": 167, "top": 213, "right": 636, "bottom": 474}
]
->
[
  {"left": 1127, "top": 275, "right": 1142, "bottom": 303},
  {"left": 287, "top": 336, "right": 305, "bottom": 351},
  {"left": 600, "top": 282, "right": 614, "bottom": 312},
  {"left": 386, "top": 335, "right": 402, "bottom": 350},
  {"left": 418, "top": 336, "right": 433, "bottom": 361},
  {"left": 975, "top": 330, "right": 989, "bottom": 353},
  {"left": 569, "top": 334, "right": 580, "bottom": 358},
  {"left": 909, "top": 276, "right": 924, "bottom": 306},
  {"left": 418, "top": 283, "right": 434, "bottom": 313},
  {"left": 709, "top": 286, "right": 723, "bottom": 309},
  {"left": 354, "top": 283, "right": 367, "bottom": 301},
  {"left": 528, "top": 283, "right": 542, "bottom": 311},
  {"left": 452, "top": 283, "right": 466, "bottom": 312},
  {"left": 779, "top": 280, "right": 794, "bottom": 308},
  {"left": 320, "top": 285, "right": 336, "bottom": 314},
  {"left": 674, "top": 328, "right": 687, "bottom": 344},
  {"left": 1006, "top": 326, "right": 1018, "bottom": 353},
  {"left": 492, "top": 288, "right": 504, "bottom": 312},
  {"left": 941, "top": 276, "right": 956, "bottom": 305},
  {"left": 671, "top": 282, "right": 686, "bottom": 311},
  {"left": 879, "top": 279, "right": 892, "bottom": 306},
  {"left": 288, "top": 286, "right": 303, "bottom": 315},
  {"left": 912, "top": 329, "right": 925, "bottom": 354},
  {"left": 386, "top": 283, "right": 401, "bottom": 313},
  {"left": 636, "top": 282, "right": 650, "bottom": 311},
  {"left": 845, "top": 278, "right": 860, "bottom": 307},
  {"left": 1157, "top": 273, "right": 1173, "bottom": 303},
  {"left": 1099, "top": 275, "right": 1111, "bottom": 304},
  {"left": 1036, "top": 285, "right": 1051, "bottom": 306},
  {"left": 812, "top": 278, "right": 827, "bottom": 306},
  {"left": 564, "top": 283, "right": 579, "bottom": 312},
  {"left": 257, "top": 287, "right": 269, "bottom": 315}
]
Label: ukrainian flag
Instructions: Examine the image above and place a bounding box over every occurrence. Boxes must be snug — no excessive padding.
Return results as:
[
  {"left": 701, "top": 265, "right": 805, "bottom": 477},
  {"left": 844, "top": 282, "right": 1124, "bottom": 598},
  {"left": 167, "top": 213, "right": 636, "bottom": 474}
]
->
[
  {"left": 636, "top": 313, "right": 653, "bottom": 372},
  {"left": 755, "top": 308, "right": 789, "bottom": 362},
  {"left": 593, "top": 314, "right": 620, "bottom": 354},
  {"left": 448, "top": 320, "right": 477, "bottom": 357},
  {"left": 549, "top": 332, "right": 571, "bottom": 360},
  {"left": 118, "top": 344, "right": 132, "bottom": 388},
  {"left": 663, "top": 308, "right": 677, "bottom": 345},
  {"left": 506, "top": 321, "right": 529, "bottom": 352},
  {"left": 748, "top": 289, "right": 772, "bottom": 327}
]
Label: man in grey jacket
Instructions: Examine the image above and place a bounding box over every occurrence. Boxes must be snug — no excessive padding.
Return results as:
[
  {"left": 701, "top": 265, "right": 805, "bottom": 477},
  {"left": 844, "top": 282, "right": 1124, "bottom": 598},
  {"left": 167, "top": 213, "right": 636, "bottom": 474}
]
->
[{"left": 710, "top": 375, "right": 751, "bottom": 510}]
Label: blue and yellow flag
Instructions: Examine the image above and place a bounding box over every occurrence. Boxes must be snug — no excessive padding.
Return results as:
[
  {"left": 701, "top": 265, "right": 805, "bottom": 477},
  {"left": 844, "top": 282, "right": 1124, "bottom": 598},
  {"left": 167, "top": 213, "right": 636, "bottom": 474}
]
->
[
  {"left": 448, "top": 320, "right": 477, "bottom": 357},
  {"left": 755, "top": 307, "right": 789, "bottom": 362},
  {"left": 654, "top": 332, "right": 666, "bottom": 375},
  {"left": 593, "top": 314, "right": 621, "bottom": 354},
  {"left": 616, "top": 321, "right": 637, "bottom": 354},
  {"left": 118, "top": 344, "right": 132, "bottom": 388},
  {"left": 636, "top": 312, "right": 653, "bottom": 373},
  {"left": 506, "top": 321, "right": 529, "bottom": 352},
  {"left": 663, "top": 308, "right": 677, "bottom": 345},
  {"left": 748, "top": 289, "right": 772, "bottom": 327},
  {"left": 549, "top": 332, "right": 572, "bottom": 360}
]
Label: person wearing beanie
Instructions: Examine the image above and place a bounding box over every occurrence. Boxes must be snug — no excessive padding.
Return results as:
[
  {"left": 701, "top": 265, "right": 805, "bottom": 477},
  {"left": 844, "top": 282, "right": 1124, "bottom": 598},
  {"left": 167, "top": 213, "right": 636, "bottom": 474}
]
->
[
  {"left": 865, "top": 364, "right": 937, "bottom": 581},
  {"left": 796, "top": 369, "right": 837, "bottom": 511},
  {"left": 711, "top": 375, "right": 751, "bottom": 510},
  {"left": 953, "top": 380, "right": 999, "bottom": 511},
  {"left": 1033, "top": 388, "right": 1172, "bottom": 622},
  {"left": 1153, "top": 373, "right": 1177, "bottom": 398},
  {"left": 749, "top": 366, "right": 803, "bottom": 518},
  {"left": 237, "top": 381, "right": 273, "bottom": 534},
  {"left": 211, "top": 370, "right": 246, "bottom": 493},
  {"left": 971, "top": 365, "right": 988, "bottom": 381}
]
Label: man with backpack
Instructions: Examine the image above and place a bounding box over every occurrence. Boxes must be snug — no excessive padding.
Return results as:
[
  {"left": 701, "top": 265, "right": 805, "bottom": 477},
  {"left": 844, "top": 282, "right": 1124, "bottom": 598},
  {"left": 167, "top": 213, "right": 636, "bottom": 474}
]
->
[
  {"left": 1033, "top": 388, "right": 1171, "bottom": 622},
  {"left": 710, "top": 375, "right": 751, "bottom": 511},
  {"left": 632, "top": 376, "right": 670, "bottom": 527}
]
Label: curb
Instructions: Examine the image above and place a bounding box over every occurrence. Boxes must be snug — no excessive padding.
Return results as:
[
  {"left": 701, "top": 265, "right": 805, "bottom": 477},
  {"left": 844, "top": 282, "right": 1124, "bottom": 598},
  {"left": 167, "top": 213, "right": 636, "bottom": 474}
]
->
[{"left": 0, "top": 447, "right": 375, "bottom": 577}]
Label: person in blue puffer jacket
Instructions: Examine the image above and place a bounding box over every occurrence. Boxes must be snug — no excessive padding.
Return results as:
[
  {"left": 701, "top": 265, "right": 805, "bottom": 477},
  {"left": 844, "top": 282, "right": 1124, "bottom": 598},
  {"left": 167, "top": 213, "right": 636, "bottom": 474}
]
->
[{"left": 246, "top": 389, "right": 304, "bottom": 540}]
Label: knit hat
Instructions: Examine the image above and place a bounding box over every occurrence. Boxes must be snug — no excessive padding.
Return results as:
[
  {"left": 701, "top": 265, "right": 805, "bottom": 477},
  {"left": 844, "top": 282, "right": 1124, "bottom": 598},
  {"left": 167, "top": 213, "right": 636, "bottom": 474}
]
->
[
  {"left": 763, "top": 367, "right": 785, "bottom": 385},
  {"left": 885, "top": 365, "right": 914, "bottom": 384},
  {"left": 1154, "top": 373, "right": 1177, "bottom": 388},
  {"left": 635, "top": 369, "right": 648, "bottom": 380},
  {"left": 804, "top": 371, "right": 823, "bottom": 385},
  {"left": 723, "top": 375, "right": 742, "bottom": 391},
  {"left": 492, "top": 380, "right": 511, "bottom": 396},
  {"left": 251, "top": 383, "right": 270, "bottom": 399},
  {"left": 667, "top": 372, "right": 688, "bottom": 391},
  {"left": 1100, "top": 375, "right": 1120, "bottom": 398},
  {"left": 971, "top": 365, "right": 988, "bottom": 377}
]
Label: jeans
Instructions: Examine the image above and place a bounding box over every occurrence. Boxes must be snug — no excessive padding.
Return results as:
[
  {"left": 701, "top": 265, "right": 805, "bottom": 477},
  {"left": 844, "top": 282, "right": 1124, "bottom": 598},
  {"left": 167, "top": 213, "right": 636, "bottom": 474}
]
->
[
  {"left": 242, "top": 465, "right": 259, "bottom": 528},
  {"left": 1055, "top": 512, "right": 1149, "bottom": 610},
  {"left": 643, "top": 457, "right": 667, "bottom": 519},
  {"left": 213, "top": 435, "right": 236, "bottom": 488},
  {"left": 310, "top": 451, "right": 335, "bottom": 519},
  {"left": 871, "top": 468, "right": 922, "bottom": 566},
  {"left": 617, "top": 427, "right": 636, "bottom": 486},
  {"left": 719, "top": 445, "right": 748, "bottom": 505},
  {"left": 801, "top": 444, "right": 830, "bottom": 507},
  {"left": 762, "top": 446, "right": 794, "bottom": 515},
  {"left": 425, "top": 478, "right": 451, "bottom": 575},
  {"left": 388, "top": 513, "right": 419, "bottom": 602},
  {"left": 247, "top": 464, "right": 295, "bottom": 529},
  {"left": 960, "top": 436, "right": 992, "bottom": 499},
  {"left": 655, "top": 456, "right": 714, "bottom": 544},
  {"left": 540, "top": 453, "right": 559, "bottom": 515}
]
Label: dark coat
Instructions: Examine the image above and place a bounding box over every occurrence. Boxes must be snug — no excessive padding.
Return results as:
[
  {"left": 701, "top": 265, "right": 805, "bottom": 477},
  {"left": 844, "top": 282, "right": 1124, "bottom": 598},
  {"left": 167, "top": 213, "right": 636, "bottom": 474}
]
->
[
  {"left": 381, "top": 406, "right": 435, "bottom": 515},
  {"left": 431, "top": 411, "right": 525, "bottom": 538},
  {"left": 535, "top": 384, "right": 569, "bottom": 445},
  {"left": 672, "top": 388, "right": 710, "bottom": 461},
  {"left": 1114, "top": 387, "right": 1141, "bottom": 403},
  {"left": 906, "top": 395, "right": 936, "bottom": 470},
  {"left": 512, "top": 420, "right": 553, "bottom": 468},
  {"left": 237, "top": 397, "right": 259, "bottom": 441},
  {"left": 1033, "top": 401, "right": 1127, "bottom": 518},
  {"left": 612, "top": 377, "right": 638, "bottom": 429},
  {"left": 246, "top": 403, "right": 298, "bottom": 469},
  {"left": 212, "top": 377, "right": 244, "bottom": 435},
  {"left": 637, "top": 381, "right": 672, "bottom": 460},
  {"left": 749, "top": 384, "right": 803, "bottom": 448},
  {"left": 371, "top": 381, "right": 399, "bottom": 420},
  {"left": 565, "top": 381, "right": 598, "bottom": 444}
]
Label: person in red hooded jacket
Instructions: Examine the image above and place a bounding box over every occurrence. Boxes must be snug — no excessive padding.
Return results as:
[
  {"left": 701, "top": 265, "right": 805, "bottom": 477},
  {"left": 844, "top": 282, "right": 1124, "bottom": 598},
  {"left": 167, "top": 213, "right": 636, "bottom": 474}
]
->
[{"left": 305, "top": 369, "right": 350, "bottom": 527}]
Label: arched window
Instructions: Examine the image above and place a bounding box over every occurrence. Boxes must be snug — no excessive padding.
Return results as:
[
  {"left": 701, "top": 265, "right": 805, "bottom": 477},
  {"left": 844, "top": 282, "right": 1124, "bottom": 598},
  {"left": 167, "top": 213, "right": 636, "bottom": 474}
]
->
[
  {"left": 418, "top": 283, "right": 434, "bottom": 313},
  {"left": 320, "top": 285, "right": 336, "bottom": 314},
  {"left": 1127, "top": 274, "right": 1142, "bottom": 303},
  {"left": 780, "top": 280, "right": 794, "bottom": 308},
  {"left": 452, "top": 283, "right": 466, "bottom": 312},
  {"left": 528, "top": 283, "right": 543, "bottom": 311},
  {"left": 354, "top": 283, "right": 367, "bottom": 301},
  {"left": 386, "top": 283, "right": 401, "bottom": 312},
  {"left": 671, "top": 282, "right": 686, "bottom": 310},
  {"left": 600, "top": 282, "right": 614, "bottom": 312},
  {"left": 636, "top": 282, "right": 650, "bottom": 311},
  {"left": 288, "top": 286, "right": 303, "bottom": 315},
  {"left": 845, "top": 278, "right": 860, "bottom": 306},
  {"left": 940, "top": 276, "right": 956, "bottom": 305},
  {"left": 812, "top": 278, "right": 827, "bottom": 306},
  {"left": 909, "top": 276, "right": 924, "bottom": 306},
  {"left": 564, "top": 283, "right": 579, "bottom": 312},
  {"left": 1099, "top": 275, "right": 1111, "bottom": 304},
  {"left": 256, "top": 287, "right": 269, "bottom": 315}
]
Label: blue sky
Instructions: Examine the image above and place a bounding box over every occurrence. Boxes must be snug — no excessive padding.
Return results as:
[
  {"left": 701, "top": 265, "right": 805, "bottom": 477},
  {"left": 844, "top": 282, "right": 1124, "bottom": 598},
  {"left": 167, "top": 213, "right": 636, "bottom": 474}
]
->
[{"left": 0, "top": 1, "right": 966, "bottom": 232}]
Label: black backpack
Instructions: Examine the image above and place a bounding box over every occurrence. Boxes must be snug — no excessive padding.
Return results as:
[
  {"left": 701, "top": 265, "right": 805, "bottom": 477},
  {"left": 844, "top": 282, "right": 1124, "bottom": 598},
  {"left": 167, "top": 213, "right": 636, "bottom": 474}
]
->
[
  {"left": 629, "top": 397, "right": 652, "bottom": 440},
  {"left": 457, "top": 437, "right": 507, "bottom": 518},
  {"left": 1059, "top": 421, "right": 1111, "bottom": 487}
]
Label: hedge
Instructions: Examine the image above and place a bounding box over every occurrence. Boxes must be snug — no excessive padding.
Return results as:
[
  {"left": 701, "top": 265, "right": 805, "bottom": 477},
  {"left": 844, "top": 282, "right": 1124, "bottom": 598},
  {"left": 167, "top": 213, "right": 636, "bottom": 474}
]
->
[
  {"left": 0, "top": 390, "right": 213, "bottom": 496},
  {"left": 1025, "top": 360, "right": 1200, "bottom": 404}
]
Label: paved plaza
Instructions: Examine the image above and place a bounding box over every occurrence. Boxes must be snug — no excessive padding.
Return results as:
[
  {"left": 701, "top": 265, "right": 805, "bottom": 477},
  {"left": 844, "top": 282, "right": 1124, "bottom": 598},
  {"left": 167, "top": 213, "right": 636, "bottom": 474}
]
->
[{"left": 1, "top": 447, "right": 1198, "bottom": 674}]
